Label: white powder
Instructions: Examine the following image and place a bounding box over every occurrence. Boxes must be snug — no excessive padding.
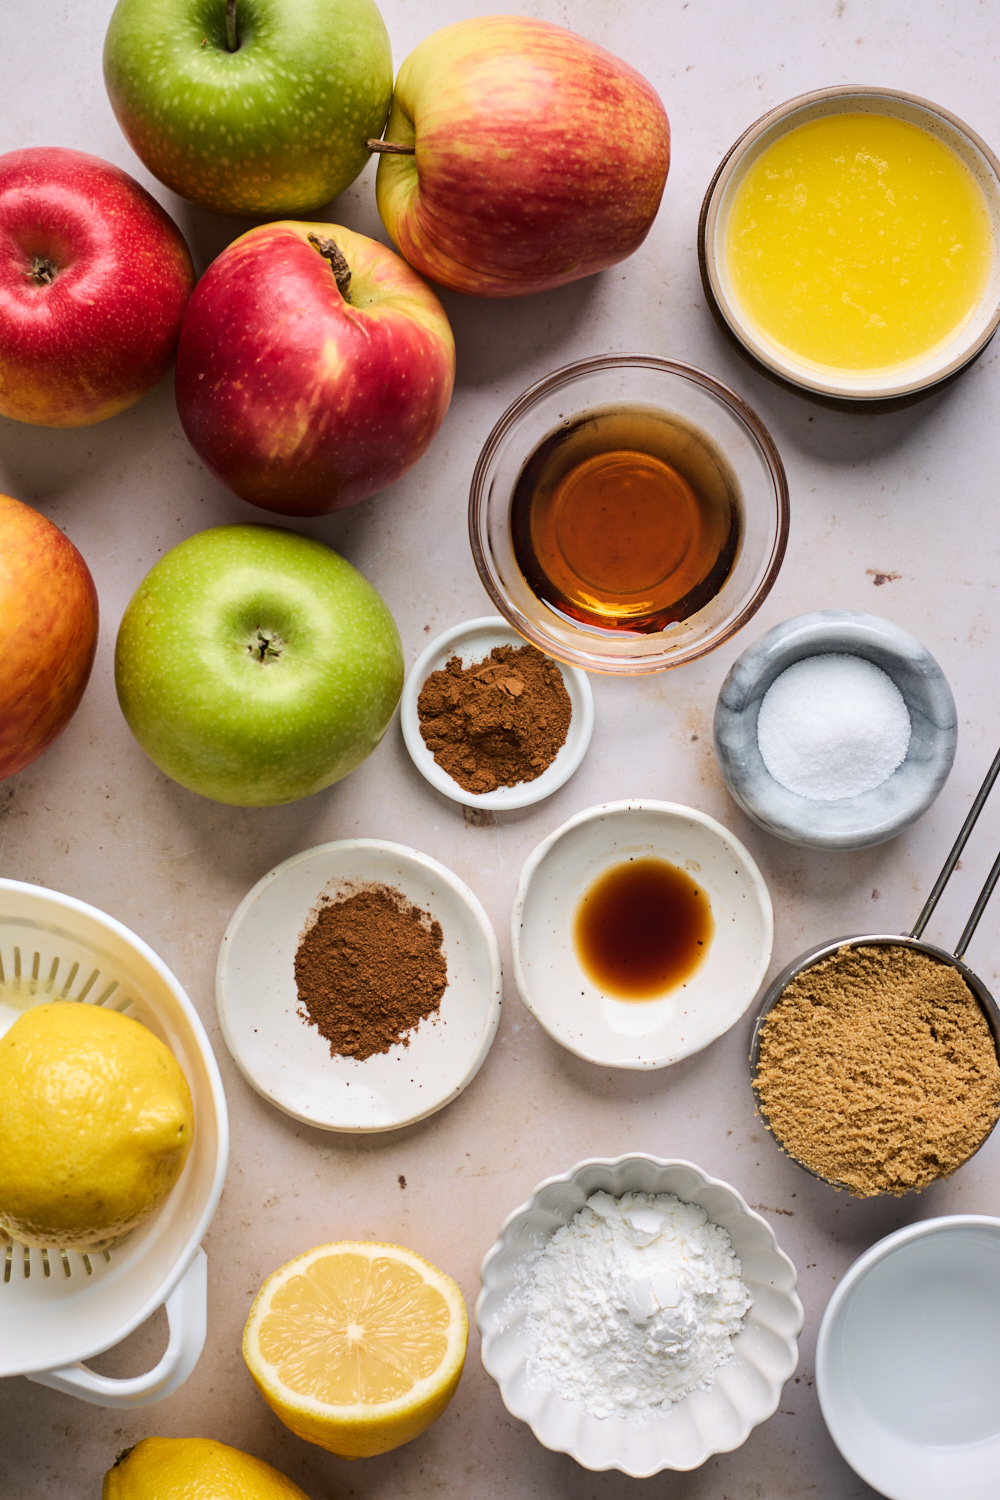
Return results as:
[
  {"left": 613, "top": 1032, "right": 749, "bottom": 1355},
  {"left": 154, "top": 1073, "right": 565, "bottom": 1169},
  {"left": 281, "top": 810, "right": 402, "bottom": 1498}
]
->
[
  {"left": 756, "top": 652, "right": 911, "bottom": 801},
  {"left": 520, "top": 1190, "right": 752, "bottom": 1421}
]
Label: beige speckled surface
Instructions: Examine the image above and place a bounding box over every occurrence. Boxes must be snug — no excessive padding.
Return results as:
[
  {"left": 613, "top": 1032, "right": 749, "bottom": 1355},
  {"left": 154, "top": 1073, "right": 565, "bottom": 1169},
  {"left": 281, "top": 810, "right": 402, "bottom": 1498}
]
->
[{"left": 4, "top": 3, "right": 1000, "bottom": 1496}]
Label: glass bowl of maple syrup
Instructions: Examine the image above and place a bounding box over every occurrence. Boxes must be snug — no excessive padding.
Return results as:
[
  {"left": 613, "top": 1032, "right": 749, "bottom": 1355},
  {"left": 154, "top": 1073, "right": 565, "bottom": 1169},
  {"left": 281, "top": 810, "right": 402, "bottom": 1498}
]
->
[
  {"left": 510, "top": 800, "right": 773, "bottom": 1069},
  {"left": 469, "top": 355, "right": 789, "bottom": 675}
]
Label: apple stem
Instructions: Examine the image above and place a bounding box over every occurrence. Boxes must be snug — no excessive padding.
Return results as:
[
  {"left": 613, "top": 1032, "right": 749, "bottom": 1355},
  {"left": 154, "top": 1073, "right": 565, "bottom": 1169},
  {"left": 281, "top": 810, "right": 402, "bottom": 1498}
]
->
[
  {"left": 225, "top": 0, "right": 238, "bottom": 52},
  {"left": 367, "top": 138, "right": 416, "bottom": 156},
  {"left": 307, "top": 233, "right": 352, "bottom": 303}
]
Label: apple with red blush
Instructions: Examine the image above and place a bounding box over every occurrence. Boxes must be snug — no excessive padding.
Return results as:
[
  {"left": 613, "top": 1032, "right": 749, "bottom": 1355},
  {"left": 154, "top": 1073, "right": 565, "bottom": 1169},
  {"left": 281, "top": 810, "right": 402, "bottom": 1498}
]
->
[
  {"left": 174, "top": 222, "right": 455, "bottom": 517},
  {"left": 0, "top": 147, "right": 194, "bottom": 427},
  {"left": 0, "top": 494, "right": 99, "bottom": 780},
  {"left": 372, "top": 16, "right": 671, "bottom": 298}
]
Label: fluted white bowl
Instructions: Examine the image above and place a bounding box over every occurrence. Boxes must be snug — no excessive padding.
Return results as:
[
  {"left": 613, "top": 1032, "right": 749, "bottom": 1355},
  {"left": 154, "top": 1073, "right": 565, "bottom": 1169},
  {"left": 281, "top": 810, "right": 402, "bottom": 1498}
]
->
[{"left": 476, "top": 1154, "right": 802, "bottom": 1476}]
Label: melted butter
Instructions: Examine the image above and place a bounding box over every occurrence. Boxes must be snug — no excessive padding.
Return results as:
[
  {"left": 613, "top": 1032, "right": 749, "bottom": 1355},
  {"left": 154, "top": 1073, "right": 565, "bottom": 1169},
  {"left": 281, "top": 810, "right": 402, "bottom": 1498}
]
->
[{"left": 724, "top": 111, "right": 993, "bottom": 373}]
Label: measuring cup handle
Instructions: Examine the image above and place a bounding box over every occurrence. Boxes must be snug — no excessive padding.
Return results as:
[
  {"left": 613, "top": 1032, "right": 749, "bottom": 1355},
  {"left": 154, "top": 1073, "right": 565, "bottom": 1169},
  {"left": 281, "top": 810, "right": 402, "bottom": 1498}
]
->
[{"left": 26, "top": 1246, "right": 207, "bottom": 1408}]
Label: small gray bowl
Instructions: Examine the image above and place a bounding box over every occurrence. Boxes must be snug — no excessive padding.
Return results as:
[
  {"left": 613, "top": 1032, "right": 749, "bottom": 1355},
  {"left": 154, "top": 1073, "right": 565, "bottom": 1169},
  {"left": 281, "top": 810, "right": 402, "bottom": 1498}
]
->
[{"left": 714, "top": 611, "right": 957, "bottom": 849}]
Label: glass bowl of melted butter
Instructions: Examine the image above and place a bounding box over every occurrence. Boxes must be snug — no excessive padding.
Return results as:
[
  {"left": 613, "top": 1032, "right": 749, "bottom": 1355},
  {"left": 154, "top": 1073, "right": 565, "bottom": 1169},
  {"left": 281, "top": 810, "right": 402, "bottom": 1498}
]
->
[
  {"left": 699, "top": 86, "right": 1000, "bottom": 408},
  {"left": 469, "top": 355, "right": 789, "bottom": 675}
]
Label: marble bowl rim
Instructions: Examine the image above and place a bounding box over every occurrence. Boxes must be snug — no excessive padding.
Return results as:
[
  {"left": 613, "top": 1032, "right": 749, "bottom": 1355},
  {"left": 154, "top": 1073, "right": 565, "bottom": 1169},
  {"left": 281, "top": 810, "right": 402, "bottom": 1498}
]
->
[
  {"left": 713, "top": 609, "right": 957, "bottom": 849},
  {"left": 475, "top": 1151, "right": 803, "bottom": 1476}
]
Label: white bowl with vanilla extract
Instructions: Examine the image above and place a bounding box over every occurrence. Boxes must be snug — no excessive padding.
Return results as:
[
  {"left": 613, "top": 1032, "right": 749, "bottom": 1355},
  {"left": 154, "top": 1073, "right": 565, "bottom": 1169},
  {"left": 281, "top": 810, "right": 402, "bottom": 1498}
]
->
[
  {"left": 469, "top": 355, "right": 789, "bottom": 675},
  {"left": 510, "top": 800, "right": 773, "bottom": 1068}
]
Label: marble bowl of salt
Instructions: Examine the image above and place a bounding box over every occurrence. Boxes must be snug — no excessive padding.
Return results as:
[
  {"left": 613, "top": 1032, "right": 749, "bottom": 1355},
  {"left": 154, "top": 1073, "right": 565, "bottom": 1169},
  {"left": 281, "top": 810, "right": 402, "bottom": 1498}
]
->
[
  {"left": 713, "top": 610, "right": 957, "bottom": 849},
  {"left": 476, "top": 1154, "right": 803, "bottom": 1475}
]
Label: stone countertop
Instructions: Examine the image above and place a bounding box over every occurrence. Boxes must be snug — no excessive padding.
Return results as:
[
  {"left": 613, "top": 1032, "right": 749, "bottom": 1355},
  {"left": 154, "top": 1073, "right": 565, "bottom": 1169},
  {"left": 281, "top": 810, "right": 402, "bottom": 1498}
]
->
[{"left": 4, "top": 3, "right": 1000, "bottom": 1497}]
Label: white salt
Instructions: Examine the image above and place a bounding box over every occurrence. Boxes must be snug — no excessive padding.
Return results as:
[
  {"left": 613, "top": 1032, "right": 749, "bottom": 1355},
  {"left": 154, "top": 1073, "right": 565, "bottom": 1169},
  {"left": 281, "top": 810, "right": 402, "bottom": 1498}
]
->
[{"left": 756, "top": 653, "right": 911, "bottom": 801}]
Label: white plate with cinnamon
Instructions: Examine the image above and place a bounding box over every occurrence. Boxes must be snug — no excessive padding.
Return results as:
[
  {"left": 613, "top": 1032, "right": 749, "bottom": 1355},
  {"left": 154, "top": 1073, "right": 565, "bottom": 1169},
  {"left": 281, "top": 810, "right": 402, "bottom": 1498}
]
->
[{"left": 216, "top": 840, "right": 502, "bottom": 1132}]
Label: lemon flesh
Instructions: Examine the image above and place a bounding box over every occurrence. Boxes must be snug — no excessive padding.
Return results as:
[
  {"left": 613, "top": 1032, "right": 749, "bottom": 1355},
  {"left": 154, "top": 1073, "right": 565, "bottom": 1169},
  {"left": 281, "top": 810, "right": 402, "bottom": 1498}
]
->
[
  {"left": 0, "top": 1001, "right": 194, "bottom": 1250},
  {"left": 103, "top": 1436, "right": 311, "bottom": 1500},
  {"left": 243, "top": 1241, "right": 469, "bottom": 1458}
]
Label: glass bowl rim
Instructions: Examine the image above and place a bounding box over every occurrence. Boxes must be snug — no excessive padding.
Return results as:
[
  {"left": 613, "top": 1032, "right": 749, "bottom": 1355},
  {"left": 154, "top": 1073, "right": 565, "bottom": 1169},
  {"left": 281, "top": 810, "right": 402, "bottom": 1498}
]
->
[{"left": 467, "top": 353, "right": 790, "bottom": 676}]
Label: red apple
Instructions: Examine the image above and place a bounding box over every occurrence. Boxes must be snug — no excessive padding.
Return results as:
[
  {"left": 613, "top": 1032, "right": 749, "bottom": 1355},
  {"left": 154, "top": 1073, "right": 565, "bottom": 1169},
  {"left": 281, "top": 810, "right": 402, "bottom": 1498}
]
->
[
  {"left": 0, "top": 494, "right": 99, "bottom": 779},
  {"left": 174, "top": 221, "right": 456, "bottom": 517},
  {"left": 373, "top": 16, "right": 671, "bottom": 298},
  {"left": 0, "top": 147, "right": 194, "bottom": 426}
]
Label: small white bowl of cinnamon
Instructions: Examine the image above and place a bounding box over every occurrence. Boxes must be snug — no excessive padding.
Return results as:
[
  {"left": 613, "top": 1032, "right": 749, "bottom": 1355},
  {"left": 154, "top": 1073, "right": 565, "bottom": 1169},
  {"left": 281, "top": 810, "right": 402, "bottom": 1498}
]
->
[{"left": 400, "top": 616, "right": 594, "bottom": 810}]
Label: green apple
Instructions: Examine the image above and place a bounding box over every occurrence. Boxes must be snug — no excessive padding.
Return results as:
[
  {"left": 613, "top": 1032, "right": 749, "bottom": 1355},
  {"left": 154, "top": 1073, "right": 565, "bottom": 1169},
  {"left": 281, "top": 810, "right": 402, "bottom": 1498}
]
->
[
  {"left": 103, "top": 0, "right": 393, "bottom": 216},
  {"left": 114, "top": 525, "right": 404, "bottom": 806}
]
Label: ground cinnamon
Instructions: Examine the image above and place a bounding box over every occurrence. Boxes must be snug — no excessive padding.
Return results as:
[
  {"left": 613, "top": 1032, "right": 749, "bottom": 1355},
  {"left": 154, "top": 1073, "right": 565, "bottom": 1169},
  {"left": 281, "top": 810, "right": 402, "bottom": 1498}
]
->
[
  {"left": 417, "top": 643, "right": 572, "bottom": 794},
  {"left": 294, "top": 885, "right": 447, "bottom": 1061}
]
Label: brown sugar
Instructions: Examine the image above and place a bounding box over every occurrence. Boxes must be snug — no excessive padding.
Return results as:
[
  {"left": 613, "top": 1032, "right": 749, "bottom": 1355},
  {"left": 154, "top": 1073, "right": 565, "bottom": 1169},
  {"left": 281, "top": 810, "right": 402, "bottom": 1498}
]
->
[
  {"left": 294, "top": 884, "right": 447, "bottom": 1062},
  {"left": 416, "top": 643, "right": 572, "bottom": 795},
  {"left": 753, "top": 943, "right": 1000, "bottom": 1196}
]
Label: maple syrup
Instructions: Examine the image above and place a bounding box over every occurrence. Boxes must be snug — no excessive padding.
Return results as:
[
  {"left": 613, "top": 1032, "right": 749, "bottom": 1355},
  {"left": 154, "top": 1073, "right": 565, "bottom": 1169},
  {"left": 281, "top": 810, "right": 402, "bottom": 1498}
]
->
[
  {"left": 573, "top": 856, "right": 714, "bottom": 1001},
  {"left": 510, "top": 405, "right": 741, "bottom": 634}
]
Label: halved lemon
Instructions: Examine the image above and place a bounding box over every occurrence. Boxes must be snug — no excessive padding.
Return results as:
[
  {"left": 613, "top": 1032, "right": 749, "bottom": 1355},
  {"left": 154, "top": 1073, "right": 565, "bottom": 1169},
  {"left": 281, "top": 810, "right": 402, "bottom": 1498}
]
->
[{"left": 242, "top": 1241, "right": 468, "bottom": 1459}]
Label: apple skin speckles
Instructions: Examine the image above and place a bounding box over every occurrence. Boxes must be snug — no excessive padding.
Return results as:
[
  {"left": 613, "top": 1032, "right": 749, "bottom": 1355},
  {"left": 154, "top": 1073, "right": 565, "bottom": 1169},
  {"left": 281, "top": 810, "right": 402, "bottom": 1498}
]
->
[
  {"left": 0, "top": 146, "right": 193, "bottom": 427},
  {"left": 0, "top": 494, "right": 99, "bottom": 780}
]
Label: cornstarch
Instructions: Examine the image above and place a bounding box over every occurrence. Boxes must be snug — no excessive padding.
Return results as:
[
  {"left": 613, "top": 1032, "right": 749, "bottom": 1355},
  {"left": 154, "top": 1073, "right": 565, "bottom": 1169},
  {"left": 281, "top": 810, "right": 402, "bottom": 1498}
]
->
[{"left": 521, "top": 1190, "right": 752, "bottom": 1421}]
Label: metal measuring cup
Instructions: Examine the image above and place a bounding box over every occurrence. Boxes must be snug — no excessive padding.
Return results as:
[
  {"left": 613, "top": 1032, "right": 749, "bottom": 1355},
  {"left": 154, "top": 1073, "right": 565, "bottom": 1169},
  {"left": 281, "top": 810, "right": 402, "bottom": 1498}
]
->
[{"left": 749, "top": 747, "right": 1000, "bottom": 1191}]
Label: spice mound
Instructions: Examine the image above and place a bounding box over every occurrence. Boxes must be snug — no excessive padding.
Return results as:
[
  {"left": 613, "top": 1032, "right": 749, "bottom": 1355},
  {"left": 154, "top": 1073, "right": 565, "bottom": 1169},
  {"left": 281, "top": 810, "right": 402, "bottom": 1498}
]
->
[
  {"left": 417, "top": 643, "right": 571, "bottom": 795},
  {"left": 754, "top": 943, "right": 1000, "bottom": 1196},
  {"left": 521, "top": 1190, "right": 752, "bottom": 1421},
  {"left": 294, "top": 884, "right": 447, "bottom": 1062}
]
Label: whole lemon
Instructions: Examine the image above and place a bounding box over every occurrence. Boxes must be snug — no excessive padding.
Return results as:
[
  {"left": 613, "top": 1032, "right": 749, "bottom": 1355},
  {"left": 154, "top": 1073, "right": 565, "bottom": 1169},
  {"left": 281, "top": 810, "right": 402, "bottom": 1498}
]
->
[
  {"left": 0, "top": 1001, "right": 194, "bottom": 1250},
  {"left": 103, "top": 1436, "right": 311, "bottom": 1500}
]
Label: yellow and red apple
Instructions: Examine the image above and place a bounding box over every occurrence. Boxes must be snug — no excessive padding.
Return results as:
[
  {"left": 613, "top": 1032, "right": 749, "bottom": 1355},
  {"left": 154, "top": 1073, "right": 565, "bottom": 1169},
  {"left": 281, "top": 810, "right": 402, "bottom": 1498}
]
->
[
  {"left": 374, "top": 16, "right": 671, "bottom": 298},
  {"left": 0, "top": 495, "right": 99, "bottom": 781},
  {"left": 0, "top": 148, "right": 194, "bottom": 427},
  {"left": 174, "top": 221, "right": 456, "bottom": 517}
]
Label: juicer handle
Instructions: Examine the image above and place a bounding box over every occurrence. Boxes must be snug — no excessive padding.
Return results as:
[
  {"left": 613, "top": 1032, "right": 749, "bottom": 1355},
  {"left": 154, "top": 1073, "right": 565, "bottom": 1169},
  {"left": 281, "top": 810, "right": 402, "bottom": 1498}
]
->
[{"left": 26, "top": 1247, "right": 207, "bottom": 1408}]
